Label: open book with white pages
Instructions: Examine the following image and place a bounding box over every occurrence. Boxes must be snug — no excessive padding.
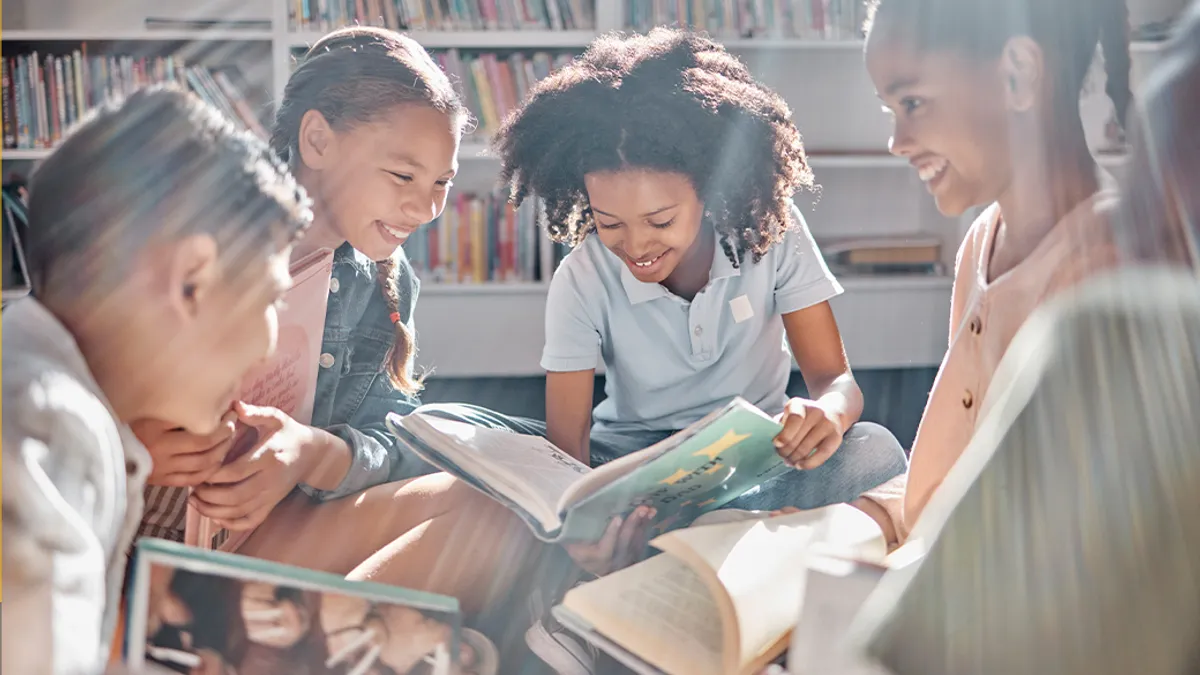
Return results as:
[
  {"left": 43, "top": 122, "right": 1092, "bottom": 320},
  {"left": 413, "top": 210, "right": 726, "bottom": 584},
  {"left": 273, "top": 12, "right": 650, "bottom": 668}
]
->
[
  {"left": 386, "top": 397, "right": 794, "bottom": 543},
  {"left": 550, "top": 505, "right": 924, "bottom": 675}
]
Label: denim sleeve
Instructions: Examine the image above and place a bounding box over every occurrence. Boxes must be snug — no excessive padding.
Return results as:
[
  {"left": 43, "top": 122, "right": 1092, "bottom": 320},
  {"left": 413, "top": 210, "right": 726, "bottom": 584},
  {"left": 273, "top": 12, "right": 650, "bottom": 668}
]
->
[{"left": 300, "top": 256, "right": 434, "bottom": 501}]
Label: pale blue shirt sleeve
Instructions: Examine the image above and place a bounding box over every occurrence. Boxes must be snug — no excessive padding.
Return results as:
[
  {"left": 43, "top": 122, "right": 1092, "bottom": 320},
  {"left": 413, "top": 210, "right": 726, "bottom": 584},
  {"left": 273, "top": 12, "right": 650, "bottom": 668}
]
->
[
  {"left": 541, "top": 259, "right": 602, "bottom": 372},
  {"left": 774, "top": 204, "right": 843, "bottom": 315}
]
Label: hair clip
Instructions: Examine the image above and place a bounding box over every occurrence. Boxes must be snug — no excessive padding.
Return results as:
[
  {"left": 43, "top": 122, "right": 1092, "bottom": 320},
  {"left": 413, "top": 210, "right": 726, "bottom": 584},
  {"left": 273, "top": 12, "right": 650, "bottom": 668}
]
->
[{"left": 389, "top": 312, "right": 401, "bottom": 325}]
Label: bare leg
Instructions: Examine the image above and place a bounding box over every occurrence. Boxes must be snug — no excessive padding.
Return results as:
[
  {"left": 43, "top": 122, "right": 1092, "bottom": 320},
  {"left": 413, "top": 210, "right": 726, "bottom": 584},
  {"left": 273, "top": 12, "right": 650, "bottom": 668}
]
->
[{"left": 236, "top": 473, "right": 541, "bottom": 616}]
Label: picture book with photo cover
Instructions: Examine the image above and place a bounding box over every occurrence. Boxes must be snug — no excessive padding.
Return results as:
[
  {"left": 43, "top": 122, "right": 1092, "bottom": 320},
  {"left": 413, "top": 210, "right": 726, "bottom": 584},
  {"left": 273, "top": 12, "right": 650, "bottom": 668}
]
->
[
  {"left": 124, "top": 538, "right": 500, "bottom": 675},
  {"left": 386, "top": 397, "right": 793, "bottom": 543},
  {"left": 551, "top": 505, "right": 915, "bottom": 675},
  {"left": 184, "top": 247, "right": 335, "bottom": 552}
]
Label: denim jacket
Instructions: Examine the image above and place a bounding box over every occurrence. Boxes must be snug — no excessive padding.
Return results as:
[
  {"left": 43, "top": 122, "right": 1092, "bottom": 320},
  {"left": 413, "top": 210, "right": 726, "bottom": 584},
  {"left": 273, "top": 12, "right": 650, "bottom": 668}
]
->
[{"left": 301, "top": 242, "right": 434, "bottom": 501}]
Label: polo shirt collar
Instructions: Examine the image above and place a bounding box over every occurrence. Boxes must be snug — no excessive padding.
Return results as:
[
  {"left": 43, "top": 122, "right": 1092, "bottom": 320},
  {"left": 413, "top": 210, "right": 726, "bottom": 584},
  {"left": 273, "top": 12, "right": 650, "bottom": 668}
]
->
[{"left": 617, "top": 234, "right": 742, "bottom": 305}]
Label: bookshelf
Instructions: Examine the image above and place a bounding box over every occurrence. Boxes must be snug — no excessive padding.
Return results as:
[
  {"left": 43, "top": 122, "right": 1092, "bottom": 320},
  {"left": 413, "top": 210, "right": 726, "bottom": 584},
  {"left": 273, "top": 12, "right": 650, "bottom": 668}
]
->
[{"left": 0, "top": 0, "right": 1174, "bottom": 377}]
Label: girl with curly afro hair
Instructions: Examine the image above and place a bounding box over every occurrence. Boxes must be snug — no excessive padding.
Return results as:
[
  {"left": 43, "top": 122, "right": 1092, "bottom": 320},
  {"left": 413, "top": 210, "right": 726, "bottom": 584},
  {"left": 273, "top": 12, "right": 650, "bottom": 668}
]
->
[{"left": 493, "top": 27, "right": 909, "bottom": 545}]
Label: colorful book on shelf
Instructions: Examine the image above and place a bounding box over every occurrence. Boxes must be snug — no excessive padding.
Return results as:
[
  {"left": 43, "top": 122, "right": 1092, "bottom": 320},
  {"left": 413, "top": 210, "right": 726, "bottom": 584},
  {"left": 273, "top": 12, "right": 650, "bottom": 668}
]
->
[
  {"left": 286, "top": 0, "right": 594, "bottom": 33},
  {"left": 386, "top": 397, "right": 795, "bottom": 543},
  {"left": 626, "top": 0, "right": 867, "bottom": 40},
  {"left": 184, "top": 248, "right": 335, "bottom": 553},
  {"left": 434, "top": 50, "right": 573, "bottom": 140},
  {"left": 1, "top": 47, "right": 265, "bottom": 150},
  {"left": 404, "top": 191, "right": 542, "bottom": 283},
  {"left": 124, "top": 538, "right": 467, "bottom": 675},
  {"left": 550, "top": 505, "right": 911, "bottom": 675}
]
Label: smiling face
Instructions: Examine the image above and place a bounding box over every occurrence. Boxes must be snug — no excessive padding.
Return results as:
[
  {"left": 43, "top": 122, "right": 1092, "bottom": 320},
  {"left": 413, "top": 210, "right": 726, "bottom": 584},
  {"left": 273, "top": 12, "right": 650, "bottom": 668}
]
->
[
  {"left": 300, "top": 104, "right": 460, "bottom": 261},
  {"left": 584, "top": 169, "right": 708, "bottom": 284},
  {"left": 865, "top": 19, "right": 1015, "bottom": 217}
]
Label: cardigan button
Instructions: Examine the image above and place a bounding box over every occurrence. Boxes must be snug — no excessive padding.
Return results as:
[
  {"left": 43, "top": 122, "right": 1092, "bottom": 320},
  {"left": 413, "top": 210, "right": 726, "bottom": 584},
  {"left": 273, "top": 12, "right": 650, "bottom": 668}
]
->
[{"left": 319, "top": 353, "right": 335, "bottom": 369}]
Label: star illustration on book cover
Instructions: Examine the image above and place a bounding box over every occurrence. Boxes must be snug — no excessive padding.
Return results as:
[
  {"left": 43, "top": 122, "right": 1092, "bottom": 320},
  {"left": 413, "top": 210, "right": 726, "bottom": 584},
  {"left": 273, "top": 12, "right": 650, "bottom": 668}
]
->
[{"left": 692, "top": 429, "right": 751, "bottom": 460}]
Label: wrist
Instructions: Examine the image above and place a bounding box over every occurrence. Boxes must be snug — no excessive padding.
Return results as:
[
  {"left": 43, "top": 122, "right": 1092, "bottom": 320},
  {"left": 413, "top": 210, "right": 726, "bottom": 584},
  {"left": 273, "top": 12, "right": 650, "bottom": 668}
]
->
[{"left": 299, "top": 429, "right": 353, "bottom": 492}]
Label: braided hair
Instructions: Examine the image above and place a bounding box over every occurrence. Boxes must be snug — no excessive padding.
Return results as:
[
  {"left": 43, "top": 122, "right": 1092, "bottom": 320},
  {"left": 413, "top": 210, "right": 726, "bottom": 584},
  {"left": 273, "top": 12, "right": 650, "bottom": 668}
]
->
[
  {"left": 865, "top": 0, "right": 1132, "bottom": 134},
  {"left": 270, "top": 26, "right": 470, "bottom": 395},
  {"left": 493, "top": 26, "right": 815, "bottom": 267}
]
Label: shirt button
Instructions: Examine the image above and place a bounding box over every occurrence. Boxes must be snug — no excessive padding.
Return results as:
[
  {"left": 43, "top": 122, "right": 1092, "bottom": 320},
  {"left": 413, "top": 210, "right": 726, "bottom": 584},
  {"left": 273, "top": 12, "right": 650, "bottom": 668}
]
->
[
  {"left": 319, "top": 353, "right": 336, "bottom": 369},
  {"left": 125, "top": 460, "right": 137, "bottom": 475},
  {"left": 693, "top": 325, "right": 703, "bottom": 336},
  {"left": 329, "top": 277, "right": 340, "bottom": 294},
  {"left": 963, "top": 391, "right": 974, "bottom": 409},
  {"left": 969, "top": 316, "right": 982, "bottom": 334}
]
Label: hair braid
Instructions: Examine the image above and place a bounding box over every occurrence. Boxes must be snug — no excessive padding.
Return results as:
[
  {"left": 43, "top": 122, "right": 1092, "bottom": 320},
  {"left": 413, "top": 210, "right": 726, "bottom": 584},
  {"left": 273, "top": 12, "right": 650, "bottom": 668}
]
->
[{"left": 375, "top": 255, "right": 423, "bottom": 395}]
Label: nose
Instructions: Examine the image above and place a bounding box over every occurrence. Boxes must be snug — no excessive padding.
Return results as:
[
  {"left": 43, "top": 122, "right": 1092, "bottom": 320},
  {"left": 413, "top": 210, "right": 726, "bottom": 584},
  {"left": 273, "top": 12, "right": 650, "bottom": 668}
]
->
[
  {"left": 624, "top": 226, "right": 659, "bottom": 260},
  {"left": 399, "top": 188, "right": 443, "bottom": 225},
  {"left": 888, "top": 116, "right": 916, "bottom": 157}
]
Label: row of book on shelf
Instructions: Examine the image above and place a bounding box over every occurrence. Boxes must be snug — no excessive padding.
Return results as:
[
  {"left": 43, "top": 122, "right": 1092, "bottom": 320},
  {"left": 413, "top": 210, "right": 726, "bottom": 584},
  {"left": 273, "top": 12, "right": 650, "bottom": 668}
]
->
[
  {"left": 1, "top": 47, "right": 265, "bottom": 150},
  {"left": 287, "top": 0, "right": 594, "bottom": 33},
  {"left": 626, "top": 0, "right": 868, "bottom": 39},
  {"left": 431, "top": 50, "right": 573, "bottom": 140}
]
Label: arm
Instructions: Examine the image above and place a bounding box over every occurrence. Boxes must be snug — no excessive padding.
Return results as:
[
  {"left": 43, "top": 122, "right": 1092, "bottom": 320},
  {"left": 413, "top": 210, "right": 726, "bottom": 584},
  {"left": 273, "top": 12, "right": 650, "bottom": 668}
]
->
[
  {"left": 782, "top": 302, "right": 863, "bottom": 432},
  {"left": 546, "top": 369, "right": 596, "bottom": 464},
  {"left": 300, "top": 255, "right": 427, "bottom": 501}
]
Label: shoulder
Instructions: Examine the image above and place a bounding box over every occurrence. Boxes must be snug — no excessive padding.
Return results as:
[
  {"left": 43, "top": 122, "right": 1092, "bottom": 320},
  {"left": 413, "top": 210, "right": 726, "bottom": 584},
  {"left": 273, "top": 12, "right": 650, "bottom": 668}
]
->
[
  {"left": 957, "top": 203, "right": 1000, "bottom": 273},
  {"left": 4, "top": 358, "right": 122, "bottom": 458},
  {"left": 552, "top": 235, "right": 617, "bottom": 295},
  {"left": 1043, "top": 189, "right": 1123, "bottom": 295}
]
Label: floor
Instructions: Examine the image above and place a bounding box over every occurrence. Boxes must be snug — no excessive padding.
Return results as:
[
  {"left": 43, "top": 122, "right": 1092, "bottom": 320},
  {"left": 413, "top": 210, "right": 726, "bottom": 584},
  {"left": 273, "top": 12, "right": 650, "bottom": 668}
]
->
[{"left": 421, "top": 367, "right": 938, "bottom": 450}]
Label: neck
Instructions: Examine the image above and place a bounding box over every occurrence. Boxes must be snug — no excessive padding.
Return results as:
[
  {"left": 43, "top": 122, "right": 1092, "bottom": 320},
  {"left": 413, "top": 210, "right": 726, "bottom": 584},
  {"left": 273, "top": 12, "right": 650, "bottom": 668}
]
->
[
  {"left": 292, "top": 167, "right": 347, "bottom": 262},
  {"left": 49, "top": 295, "right": 150, "bottom": 425},
  {"left": 994, "top": 115, "right": 1099, "bottom": 263},
  {"left": 662, "top": 227, "right": 715, "bottom": 299}
]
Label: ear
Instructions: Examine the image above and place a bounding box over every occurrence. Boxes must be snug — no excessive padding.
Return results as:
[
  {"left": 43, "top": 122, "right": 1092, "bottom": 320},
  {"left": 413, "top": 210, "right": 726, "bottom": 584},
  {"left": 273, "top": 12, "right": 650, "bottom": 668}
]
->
[
  {"left": 166, "top": 234, "right": 220, "bottom": 321},
  {"left": 297, "top": 109, "right": 337, "bottom": 171},
  {"left": 999, "top": 36, "right": 1045, "bottom": 113}
]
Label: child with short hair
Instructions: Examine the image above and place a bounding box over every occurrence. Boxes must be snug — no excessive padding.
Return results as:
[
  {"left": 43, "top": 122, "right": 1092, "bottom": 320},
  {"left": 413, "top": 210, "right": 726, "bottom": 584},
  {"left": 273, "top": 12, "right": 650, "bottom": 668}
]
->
[
  {"left": 493, "top": 27, "right": 909, "bottom": 522},
  {"left": 1, "top": 86, "right": 310, "bottom": 674},
  {"left": 855, "top": 0, "right": 1134, "bottom": 544}
]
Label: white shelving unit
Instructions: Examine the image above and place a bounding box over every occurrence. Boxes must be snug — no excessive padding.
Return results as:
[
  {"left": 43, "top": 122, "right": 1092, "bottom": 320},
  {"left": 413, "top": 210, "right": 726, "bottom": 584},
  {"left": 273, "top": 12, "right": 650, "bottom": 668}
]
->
[{"left": 0, "top": 0, "right": 1170, "bottom": 377}]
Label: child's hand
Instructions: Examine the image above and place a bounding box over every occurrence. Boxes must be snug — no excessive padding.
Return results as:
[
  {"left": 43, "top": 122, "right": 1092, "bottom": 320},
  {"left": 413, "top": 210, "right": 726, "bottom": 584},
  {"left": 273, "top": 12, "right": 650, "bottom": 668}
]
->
[
  {"left": 189, "top": 402, "right": 318, "bottom": 531},
  {"left": 774, "top": 398, "right": 845, "bottom": 470},
  {"left": 564, "top": 505, "right": 657, "bottom": 577},
  {"left": 132, "top": 411, "right": 237, "bottom": 487}
]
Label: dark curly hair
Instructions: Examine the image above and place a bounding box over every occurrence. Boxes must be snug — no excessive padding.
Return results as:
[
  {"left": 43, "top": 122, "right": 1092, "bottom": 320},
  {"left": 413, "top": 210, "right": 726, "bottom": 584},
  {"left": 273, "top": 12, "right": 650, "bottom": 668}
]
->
[
  {"left": 865, "top": 0, "right": 1132, "bottom": 135},
  {"left": 493, "top": 27, "right": 815, "bottom": 267}
]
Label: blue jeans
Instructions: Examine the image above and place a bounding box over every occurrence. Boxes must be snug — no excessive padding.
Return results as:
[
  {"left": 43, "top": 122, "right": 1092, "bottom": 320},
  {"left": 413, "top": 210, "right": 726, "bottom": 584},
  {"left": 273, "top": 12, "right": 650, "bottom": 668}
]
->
[{"left": 413, "top": 403, "right": 907, "bottom": 510}]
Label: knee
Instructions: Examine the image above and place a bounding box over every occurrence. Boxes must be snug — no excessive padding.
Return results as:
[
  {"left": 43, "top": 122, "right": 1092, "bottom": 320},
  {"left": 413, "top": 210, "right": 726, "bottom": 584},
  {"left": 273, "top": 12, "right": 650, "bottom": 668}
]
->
[{"left": 839, "top": 422, "right": 908, "bottom": 479}]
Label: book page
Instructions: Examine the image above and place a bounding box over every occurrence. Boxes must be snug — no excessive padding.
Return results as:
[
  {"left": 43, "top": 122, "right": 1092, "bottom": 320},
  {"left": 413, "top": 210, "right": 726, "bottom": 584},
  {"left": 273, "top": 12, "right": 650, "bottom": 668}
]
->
[
  {"left": 402, "top": 414, "right": 588, "bottom": 530},
  {"left": 562, "top": 554, "right": 727, "bottom": 675},
  {"left": 653, "top": 505, "right": 887, "bottom": 672}
]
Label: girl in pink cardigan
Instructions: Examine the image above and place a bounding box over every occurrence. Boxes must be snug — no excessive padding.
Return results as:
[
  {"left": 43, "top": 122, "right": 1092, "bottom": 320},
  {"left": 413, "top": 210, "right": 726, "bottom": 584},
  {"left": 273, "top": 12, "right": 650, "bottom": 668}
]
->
[{"left": 854, "top": 0, "right": 1134, "bottom": 545}]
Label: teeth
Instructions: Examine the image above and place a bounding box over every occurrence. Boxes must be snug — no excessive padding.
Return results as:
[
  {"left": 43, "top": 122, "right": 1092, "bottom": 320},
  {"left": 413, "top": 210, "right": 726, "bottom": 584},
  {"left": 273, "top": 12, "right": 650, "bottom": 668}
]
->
[
  {"left": 918, "top": 159, "right": 948, "bottom": 183},
  {"left": 633, "top": 253, "right": 663, "bottom": 268},
  {"left": 382, "top": 223, "right": 408, "bottom": 239}
]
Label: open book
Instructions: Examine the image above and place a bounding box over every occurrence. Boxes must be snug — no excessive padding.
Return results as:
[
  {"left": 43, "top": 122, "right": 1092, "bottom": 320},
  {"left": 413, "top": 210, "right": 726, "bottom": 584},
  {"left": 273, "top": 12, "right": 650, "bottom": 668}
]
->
[
  {"left": 124, "top": 538, "right": 475, "bottom": 675},
  {"left": 185, "top": 247, "right": 335, "bottom": 552},
  {"left": 386, "top": 397, "right": 792, "bottom": 543},
  {"left": 551, "top": 506, "right": 899, "bottom": 675}
]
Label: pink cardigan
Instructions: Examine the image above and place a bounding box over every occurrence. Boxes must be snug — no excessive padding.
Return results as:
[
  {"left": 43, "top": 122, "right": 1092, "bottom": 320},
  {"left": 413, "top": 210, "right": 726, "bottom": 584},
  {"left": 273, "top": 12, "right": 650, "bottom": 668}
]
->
[{"left": 862, "top": 190, "right": 1122, "bottom": 544}]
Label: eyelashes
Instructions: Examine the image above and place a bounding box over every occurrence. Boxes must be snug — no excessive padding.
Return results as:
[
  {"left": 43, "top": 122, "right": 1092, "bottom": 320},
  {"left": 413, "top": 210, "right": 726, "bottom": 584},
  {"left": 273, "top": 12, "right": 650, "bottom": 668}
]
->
[{"left": 596, "top": 218, "right": 676, "bottom": 230}]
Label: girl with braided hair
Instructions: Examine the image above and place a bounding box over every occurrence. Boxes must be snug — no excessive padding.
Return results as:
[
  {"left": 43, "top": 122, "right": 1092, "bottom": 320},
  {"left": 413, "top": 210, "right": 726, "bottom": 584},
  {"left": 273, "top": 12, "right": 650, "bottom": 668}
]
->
[
  {"left": 854, "top": 0, "right": 1135, "bottom": 546},
  {"left": 134, "top": 27, "right": 539, "bottom": 655}
]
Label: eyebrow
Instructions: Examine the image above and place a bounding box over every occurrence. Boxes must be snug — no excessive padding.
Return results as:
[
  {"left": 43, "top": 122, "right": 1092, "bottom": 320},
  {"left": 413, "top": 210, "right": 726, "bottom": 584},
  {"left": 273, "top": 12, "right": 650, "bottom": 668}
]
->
[
  {"left": 386, "top": 151, "right": 458, "bottom": 177},
  {"left": 883, "top": 77, "right": 920, "bottom": 97},
  {"left": 592, "top": 204, "right": 679, "bottom": 218}
]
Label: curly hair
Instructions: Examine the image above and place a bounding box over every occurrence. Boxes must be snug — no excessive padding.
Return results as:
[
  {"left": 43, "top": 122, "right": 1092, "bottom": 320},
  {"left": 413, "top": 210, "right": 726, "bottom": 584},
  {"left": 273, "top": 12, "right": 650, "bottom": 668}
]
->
[{"left": 493, "top": 27, "right": 815, "bottom": 267}]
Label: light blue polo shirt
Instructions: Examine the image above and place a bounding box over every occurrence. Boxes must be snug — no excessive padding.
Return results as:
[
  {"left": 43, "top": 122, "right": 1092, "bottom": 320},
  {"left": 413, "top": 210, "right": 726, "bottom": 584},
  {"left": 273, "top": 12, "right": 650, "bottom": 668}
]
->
[{"left": 541, "top": 203, "right": 843, "bottom": 433}]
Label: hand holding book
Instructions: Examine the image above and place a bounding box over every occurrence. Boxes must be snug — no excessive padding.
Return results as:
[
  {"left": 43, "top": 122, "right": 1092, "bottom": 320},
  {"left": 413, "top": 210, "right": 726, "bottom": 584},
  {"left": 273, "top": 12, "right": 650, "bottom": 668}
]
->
[
  {"left": 773, "top": 397, "right": 848, "bottom": 470},
  {"left": 564, "top": 505, "right": 659, "bottom": 576},
  {"left": 132, "top": 411, "right": 238, "bottom": 488}
]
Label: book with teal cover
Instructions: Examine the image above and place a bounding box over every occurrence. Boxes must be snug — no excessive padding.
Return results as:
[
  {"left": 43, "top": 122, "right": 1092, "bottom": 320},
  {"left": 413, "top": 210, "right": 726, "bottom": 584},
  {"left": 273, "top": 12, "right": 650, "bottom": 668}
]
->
[
  {"left": 386, "top": 397, "right": 790, "bottom": 543},
  {"left": 125, "top": 538, "right": 463, "bottom": 674}
]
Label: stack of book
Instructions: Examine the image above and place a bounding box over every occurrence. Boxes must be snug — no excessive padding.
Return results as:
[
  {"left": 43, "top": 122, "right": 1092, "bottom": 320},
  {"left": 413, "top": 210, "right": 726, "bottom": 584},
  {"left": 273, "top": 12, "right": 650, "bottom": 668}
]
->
[
  {"left": 2, "top": 48, "right": 265, "bottom": 150},
  {"left": 819, "top": 236, "right": 945, "bottom": 277},
  {"left": 433, "top": 50, "right": 574, "bottom": 140},
  {"left": 625, "top": 0, "right": 868, "bottom": 40},
  {"left": 287, "top": 0, "right": 595, "bottom": 32},
  {"left": 404, "top": 191, "right": 544, "bottom": 284}
]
